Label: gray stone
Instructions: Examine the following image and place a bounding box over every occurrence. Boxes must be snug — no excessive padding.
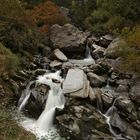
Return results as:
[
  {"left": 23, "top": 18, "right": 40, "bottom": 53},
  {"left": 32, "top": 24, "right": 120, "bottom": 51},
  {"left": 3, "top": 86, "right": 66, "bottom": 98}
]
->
[
  {"left": 49, "top": 60, "right": 62, "bottom": 68},
  {"left": 104, "top": 38, "right": 127, "bottom": 59},
  {"left": 115, "top": 96, "right": 137, "bottom": 121},
  {"left": 87, "top": 72, "right": 106, "bottom": 87},
  {"left": 130, "top": 81, "right": 140, "bottom": 103},
  {"left": 91, "top": 44, "right": 105, "bottom": 59},
  {"left": 50, "top": 24, "right": 88, "bottom": 56},
  {"left": 63, "top": 69, "right": 96, "bottom": 99},
  {"left": 48, "top": 49, "right": 68, "bottom": 62},
  {"left": 110, "top": 112, "right": 127, "bottom": 133},
  {"left": 102, "top": 91, "right": 114, "bottom": 107}
]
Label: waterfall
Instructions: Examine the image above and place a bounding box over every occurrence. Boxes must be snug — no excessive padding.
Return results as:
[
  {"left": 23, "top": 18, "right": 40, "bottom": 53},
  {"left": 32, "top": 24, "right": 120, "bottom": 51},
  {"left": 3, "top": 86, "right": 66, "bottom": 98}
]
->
[
  {"left": 85, "top": 44, "right": 92, "bottom": 58},
  {"left": 18, "top": 81, "right": 35, "bottom": 111},
  {"left": 103, "top": 99, "right": 133, "bottom": 140},
  {"left": 36, "top": 82, "right": 65, "bottom": 132},
  {"left": 17, "top": 71, "right": 65, "bottom": 139},
  {"left": 103, "top": 99, "right": 121, "bottom": 139}
]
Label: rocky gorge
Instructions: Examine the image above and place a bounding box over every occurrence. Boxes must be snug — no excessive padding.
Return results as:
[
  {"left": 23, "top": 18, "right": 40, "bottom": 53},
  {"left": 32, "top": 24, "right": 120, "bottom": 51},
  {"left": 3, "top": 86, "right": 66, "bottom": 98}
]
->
[{"left": 4, "top": 23, "right": 140, "bottom": 140}]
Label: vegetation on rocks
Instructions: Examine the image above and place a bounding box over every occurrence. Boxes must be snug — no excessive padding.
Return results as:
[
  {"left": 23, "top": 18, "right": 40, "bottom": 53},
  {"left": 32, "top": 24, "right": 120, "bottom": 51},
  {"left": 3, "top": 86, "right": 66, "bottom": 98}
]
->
[{"left": 53, "top": 0, "right": 140, "bottom": 74}]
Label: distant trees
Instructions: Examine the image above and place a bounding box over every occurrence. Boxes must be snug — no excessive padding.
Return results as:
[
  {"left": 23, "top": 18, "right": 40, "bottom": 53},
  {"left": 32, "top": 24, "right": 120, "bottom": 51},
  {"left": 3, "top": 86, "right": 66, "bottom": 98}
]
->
[
  {"left": 53, "top": 0, "right": 140, "bottom": 34},
  {"left": 0, "top": 0, "right": 33, "bottom": 26}
]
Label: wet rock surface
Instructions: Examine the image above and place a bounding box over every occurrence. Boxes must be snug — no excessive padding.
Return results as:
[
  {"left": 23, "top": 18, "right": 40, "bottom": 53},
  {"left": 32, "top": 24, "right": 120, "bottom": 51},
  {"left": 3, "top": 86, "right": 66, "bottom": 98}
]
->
[
  {"left": 8, "top": 28, "right": 140, "bottom": 140},
  {"left": 56, "top": 98, "right": 113, "bottom": 140}
]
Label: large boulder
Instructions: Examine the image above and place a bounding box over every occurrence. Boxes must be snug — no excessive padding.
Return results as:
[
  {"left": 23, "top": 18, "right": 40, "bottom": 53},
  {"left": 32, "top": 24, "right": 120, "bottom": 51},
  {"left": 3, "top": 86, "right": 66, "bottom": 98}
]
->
[
  {"left": 50, "top": 24, "right": 88, "bottom": 58},
  {"left": 63, "top": 69, "right": 96, "bottom": 100},
  {"left": 104, "top": 38, "right": 126, "bottom": 59}
]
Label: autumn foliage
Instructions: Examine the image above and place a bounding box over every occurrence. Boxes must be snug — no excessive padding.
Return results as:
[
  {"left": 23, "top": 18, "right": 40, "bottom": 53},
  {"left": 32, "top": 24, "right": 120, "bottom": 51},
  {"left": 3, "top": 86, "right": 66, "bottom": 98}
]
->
[{"left": 32, "top": 0, "right": 67, "bottom": 32}]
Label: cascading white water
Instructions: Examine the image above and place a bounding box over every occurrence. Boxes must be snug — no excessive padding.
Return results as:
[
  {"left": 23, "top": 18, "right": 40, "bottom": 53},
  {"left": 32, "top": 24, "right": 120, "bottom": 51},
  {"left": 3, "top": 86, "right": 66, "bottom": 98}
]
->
[
  {"left": 17, "top": 71, "right": 65, "bottom": 139},
  {"left": 103, "top": 99, "right": 133, "bottom": 140},
  {"left": 18, "top": 92, "right": 31, "bottom": 111},
  {"left": 85, "top": 43, "right": 92, "bottom": 59},
  {"left": 18, "top": 81, "right": 35, "bottom": 111}
]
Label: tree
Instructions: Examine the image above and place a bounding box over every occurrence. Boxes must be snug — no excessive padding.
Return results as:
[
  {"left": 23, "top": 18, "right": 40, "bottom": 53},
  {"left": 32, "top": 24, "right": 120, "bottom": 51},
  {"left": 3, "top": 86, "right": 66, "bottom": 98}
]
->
[{"left": 31, "top": 0, "right": 67, "bottom": 32}]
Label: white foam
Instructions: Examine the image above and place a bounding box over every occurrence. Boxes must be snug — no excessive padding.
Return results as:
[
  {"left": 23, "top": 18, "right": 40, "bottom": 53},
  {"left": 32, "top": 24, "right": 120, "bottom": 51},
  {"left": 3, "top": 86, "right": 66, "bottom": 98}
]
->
[{"left": 18, "top": 71, "right": 65, "bottom": 139}]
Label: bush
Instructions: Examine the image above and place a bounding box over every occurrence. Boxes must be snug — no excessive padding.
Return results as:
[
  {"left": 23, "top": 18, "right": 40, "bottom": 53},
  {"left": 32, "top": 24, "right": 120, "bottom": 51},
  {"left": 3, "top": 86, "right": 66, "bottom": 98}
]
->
[
  {"left": 0, "top": 43, "right": 19, "bottom": 76},
  {"left": 105, "top": 16, "right": 125, "bottom": 32},
  {"left": 119, "top": 48, "right": 140, "bottom": 74},
  {"left": 91, "top": 10, "right": 110, "bottom": 23},
  {"left": 32, "top": 0, "right": 67, "bottom": 32},
  {"left": 116, "top": 26, "right": 140, "bottom": 74},
  {"left": 84, "top": 10, "right": 110, "bottom": 34},
  {"left": 126, "top": 25, "right": 140, "bottom": 49}
]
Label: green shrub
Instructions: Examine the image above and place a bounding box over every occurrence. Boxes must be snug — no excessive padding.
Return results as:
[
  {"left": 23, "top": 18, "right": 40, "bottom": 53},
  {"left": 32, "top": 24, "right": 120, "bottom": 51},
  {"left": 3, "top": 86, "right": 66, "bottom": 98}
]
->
[
  {"left": 91, "top": 10, "right": 110, "bottom": 23},
  {"left": 0, "top": 43, "right": 19, "bottom": 76},
  {"left": 105, "top": 16, "right": 125, "bottom": 32},
  {"left": 126, "top": 26, "right": 140, "bottom": 49},
  {"left": 119, "top": 49, "right": 140, "bottom": 74},
  {"left": 84, "top": 10, "right": 110, "bottom": 34},
  {"left": 116, "top": 27, "right": 140, "bottom": 74}
]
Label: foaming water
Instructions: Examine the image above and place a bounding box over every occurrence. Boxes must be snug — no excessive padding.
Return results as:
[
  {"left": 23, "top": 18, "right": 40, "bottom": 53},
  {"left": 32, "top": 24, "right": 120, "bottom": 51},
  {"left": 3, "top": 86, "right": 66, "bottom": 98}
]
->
[
  {"left": 17, "top": 71, "right": 65, "bottom": 140},
  {"left": 18, "top": 81, "right": 35, "bottom": 111},
  {"left": 103, "top": 99, "right": 133, "bottom": 140}
]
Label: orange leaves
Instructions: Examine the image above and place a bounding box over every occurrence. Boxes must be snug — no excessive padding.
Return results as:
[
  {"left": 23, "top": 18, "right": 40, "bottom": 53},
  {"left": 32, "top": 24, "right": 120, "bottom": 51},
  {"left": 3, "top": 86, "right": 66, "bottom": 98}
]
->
[{"left": 32, "top": 0, "right": 66, "bottom": 32}]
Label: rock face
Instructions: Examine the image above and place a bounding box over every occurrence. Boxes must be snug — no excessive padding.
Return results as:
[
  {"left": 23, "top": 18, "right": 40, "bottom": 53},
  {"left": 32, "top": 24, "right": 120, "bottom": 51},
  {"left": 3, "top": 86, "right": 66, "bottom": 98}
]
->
[
  {"left": 48, "top": 49, "right": 68, "bottom": 62},
  {"left": 109, "top": 110, "right": 140, "bottom": 139},
  {"left": 104, "top": 38, "right": 126, "bottom": 59},
  {"left": 50, "top": 24, "right": 88, "bottom": 58},
  {"left": 56, "top": 98, "right": 112, "bottom": 140},
  {"left": 63, "top": 69, "right": 95, "bottom": 100},
  {"left": 115, "top": 96, "right": 137, "bottom": 121}
]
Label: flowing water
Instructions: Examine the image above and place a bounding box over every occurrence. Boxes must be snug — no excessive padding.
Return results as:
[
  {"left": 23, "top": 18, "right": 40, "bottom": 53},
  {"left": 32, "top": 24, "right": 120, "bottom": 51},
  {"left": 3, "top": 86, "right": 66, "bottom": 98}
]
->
[
  {"left": 17, "top": 71, "right": 65, "bottom": 140},
  {"left": 18, "top": 81, "right": 35, "bottom": 111},
  {"left": 96, "top": 79, "right": 133, "bottom": 140},
  {"left": 16, "top": 47, "right": 134, "bottom": 140},
  {"left": 69, "top": 45, "right": 95, "bottom": 66}
]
